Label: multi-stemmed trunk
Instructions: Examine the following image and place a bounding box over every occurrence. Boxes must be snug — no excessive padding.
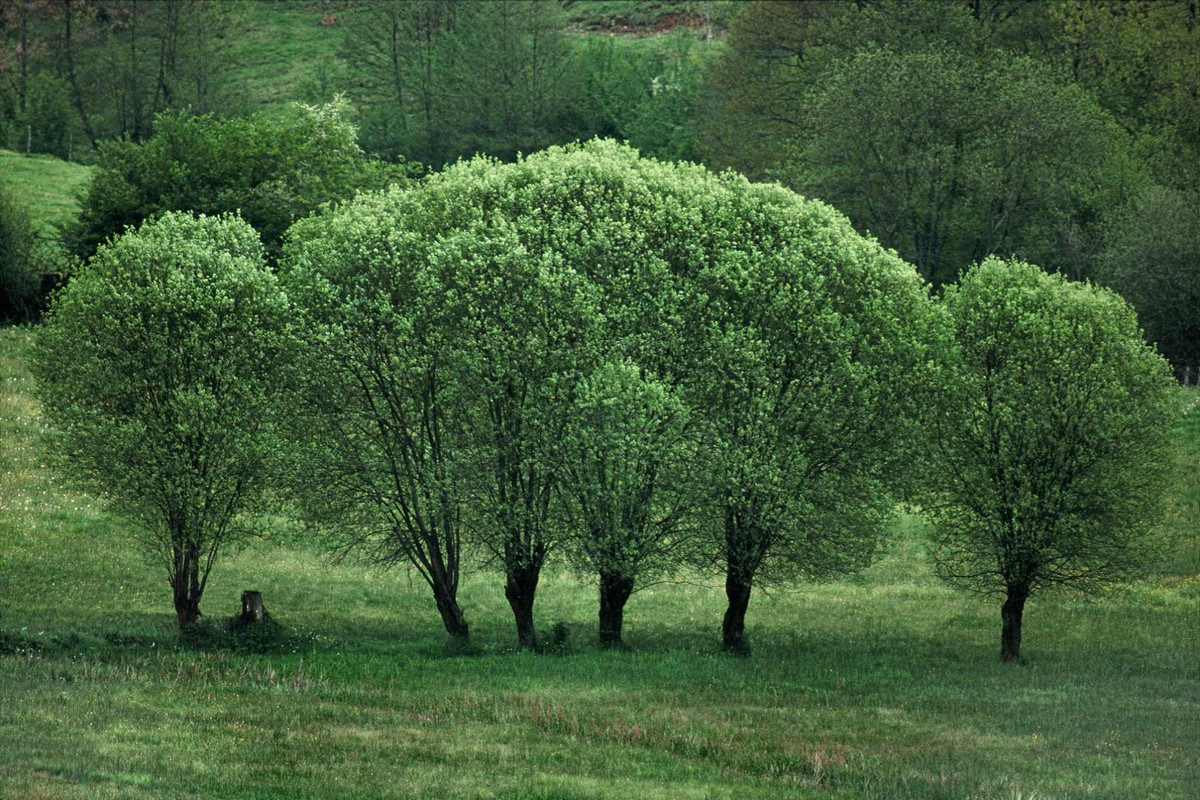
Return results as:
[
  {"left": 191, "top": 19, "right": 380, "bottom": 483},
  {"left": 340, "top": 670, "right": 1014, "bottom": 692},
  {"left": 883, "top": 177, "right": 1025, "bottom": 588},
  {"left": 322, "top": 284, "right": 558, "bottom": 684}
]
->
[
  {"left": 171, "top": 577, "right": 203, "bottom": 628},
  {"left": 169, "top": 538, "right": 205, "bottom": 629},
  {"left": 598, "top": 572, "right": 636, "bottom": 648},
  {"left": 1000, "top": 586, "right": 1028, "bottom": 662},
  {"left": 505, "top": 562, "right": 541, "bottom": 649},
  {"left": 433, "top": 580, "right": 469, "bottom": 640}
]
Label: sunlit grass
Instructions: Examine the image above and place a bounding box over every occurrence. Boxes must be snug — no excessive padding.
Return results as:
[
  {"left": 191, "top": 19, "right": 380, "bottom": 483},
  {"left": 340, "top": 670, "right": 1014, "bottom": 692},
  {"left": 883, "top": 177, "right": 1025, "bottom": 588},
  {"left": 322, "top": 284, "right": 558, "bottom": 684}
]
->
[{"left": 1, "top": 326, "right": 1197, "bottom": 799}]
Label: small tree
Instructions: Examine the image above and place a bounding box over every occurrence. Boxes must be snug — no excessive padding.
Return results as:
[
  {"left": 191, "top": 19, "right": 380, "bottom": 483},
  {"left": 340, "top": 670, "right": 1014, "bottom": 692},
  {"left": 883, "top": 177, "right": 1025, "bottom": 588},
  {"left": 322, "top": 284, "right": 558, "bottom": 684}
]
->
[
  {"left": 0, "top": 184, "right": 37, "bottom": 322},
  {"left": 33, "top": 212, "right": 290, "bottom": 628},
  {"left": 682, "top": 185, "right": 941, "bottom": 653},
  {"left": 558, "top": 361, "right": 691, "bottom": 648},
  {"left": 928, "top": 258, "right": 1178, "bottom": 662}
]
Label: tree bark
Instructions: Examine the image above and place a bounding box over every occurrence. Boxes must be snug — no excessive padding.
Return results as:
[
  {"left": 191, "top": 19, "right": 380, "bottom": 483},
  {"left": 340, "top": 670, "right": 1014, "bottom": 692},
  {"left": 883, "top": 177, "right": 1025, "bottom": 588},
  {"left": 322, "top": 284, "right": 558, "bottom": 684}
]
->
[
  {"left": 504, "top": 564, "right": 540, "bottom": 649},
  {"left": 597, "top": 571, "right": 635, "bottom": 648},
  {"left": 172, "top": 577, "right": 201, "bottom": 627},
  {"left": 1000, "top": 588, "right": 1027, "bottom": 663},
  {"left": 722, "top": 570, "right": 754, "bottom": 653},
  {"left": 432, "top": 581, "right": 469, "bottom": 639}
]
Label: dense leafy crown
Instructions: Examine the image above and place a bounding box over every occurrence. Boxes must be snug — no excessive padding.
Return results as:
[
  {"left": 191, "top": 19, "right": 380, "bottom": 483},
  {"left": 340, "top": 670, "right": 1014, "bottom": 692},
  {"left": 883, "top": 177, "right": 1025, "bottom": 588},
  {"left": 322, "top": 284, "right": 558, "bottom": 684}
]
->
[
  {"left": 283, "top": 139, "right": 940, "bottom": 584},
  {"left": 35, "top": 212, "right": 290, "bottom": 540},
  {"left": 928, "top": 258, "right": 1178, "bottom": 594}
]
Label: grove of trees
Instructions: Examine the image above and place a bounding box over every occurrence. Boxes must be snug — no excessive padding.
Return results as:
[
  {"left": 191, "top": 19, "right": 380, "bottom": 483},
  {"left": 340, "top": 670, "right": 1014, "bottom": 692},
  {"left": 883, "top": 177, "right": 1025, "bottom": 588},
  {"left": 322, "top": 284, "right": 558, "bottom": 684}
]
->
[
  {"left": 4, "top": 0, "right": 1193, "bottom": 664},
  {"left": 31, "top": 140, "right": 1181, "bottom": 661}
]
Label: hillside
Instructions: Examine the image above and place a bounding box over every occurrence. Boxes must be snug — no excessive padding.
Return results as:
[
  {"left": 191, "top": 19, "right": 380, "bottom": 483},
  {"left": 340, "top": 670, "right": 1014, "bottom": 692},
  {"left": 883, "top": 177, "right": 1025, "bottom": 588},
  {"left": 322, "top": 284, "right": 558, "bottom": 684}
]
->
[{"left": 0, "top": 151, "right": 92, "bottom": 237}]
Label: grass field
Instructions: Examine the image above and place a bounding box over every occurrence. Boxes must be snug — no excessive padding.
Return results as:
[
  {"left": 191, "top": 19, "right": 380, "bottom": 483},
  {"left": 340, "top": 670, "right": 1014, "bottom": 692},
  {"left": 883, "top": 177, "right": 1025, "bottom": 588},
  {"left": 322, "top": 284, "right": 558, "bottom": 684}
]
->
[
  {"left": 1, "top": 325, "right": 1197, "bottom": 800},
  {"left": 0, "top": 151, "right": 92, "bottom": 236}
]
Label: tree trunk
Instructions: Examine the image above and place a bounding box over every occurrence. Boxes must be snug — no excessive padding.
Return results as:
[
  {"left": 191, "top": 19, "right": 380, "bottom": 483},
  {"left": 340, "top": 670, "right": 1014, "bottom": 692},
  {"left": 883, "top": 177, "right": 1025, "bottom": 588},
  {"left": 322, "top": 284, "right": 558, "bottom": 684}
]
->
[
  {"left": 61, "top": 0, "right": 98, "bottom": 148},
  {"left": 722, "top": 570, "right": 754, "bottom": 653},
  {"left": 172, "top": 579, "right": 202, "bottom": 628},
  {"left": 597, "top": 571, "right": 635, "bottom": 648},
  {"left": 240, "top": 590, "right": 265, "bottom": 623},
  {"left": 1000, "top": 589, "right": 1027, "bottom": 663},
  {"left": 505, "top": 565, "right": 540, "bottom": 649},
  {"left": 432, "top": 582, "right": 469, "bottom": 639}
]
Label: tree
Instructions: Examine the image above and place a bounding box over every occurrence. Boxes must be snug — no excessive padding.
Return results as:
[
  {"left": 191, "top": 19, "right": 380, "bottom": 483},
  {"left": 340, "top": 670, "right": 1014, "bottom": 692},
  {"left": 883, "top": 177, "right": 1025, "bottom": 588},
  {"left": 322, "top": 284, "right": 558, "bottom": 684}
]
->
[
  {"left": 33, "top": 212, "right": 291, "bottom": 628},
  {"left": 792, "top": 46, "right": 1138, "bottom": 285},
  {"left": 927, "top": 258, "right": 1178, "bottom": 662},
  {"left": 707, "top": 0, "right": 1143, "bottom": 285},
  {"left": 280, "top": 195, "right": 472, "bottom": 640},
  {"left": 558, "top": 361, "right": 691, "bottom": 647},
  {"left": 1098, "top": 185, "right": 1200, "bottom": 376},
  {"left": 66, "top": 97, "right": 408, "bottom": 263},
  {"left": 445, "top": 0, "right": 579, "bottom": 163},
  {"left": 681, "top": 183, "right": 941, "bottom": 652},
  {"left": 454, "top": 227, "right": 602, "bottom": 650},
  {"left": 340, "top": 0, "right": 458, "bottom": 165},
  {"left": 0, "top": 183, "right": 36, "bottom": 321},
  {"left": 1047, "top": 0, "right": 1200, "bottom": 191}
]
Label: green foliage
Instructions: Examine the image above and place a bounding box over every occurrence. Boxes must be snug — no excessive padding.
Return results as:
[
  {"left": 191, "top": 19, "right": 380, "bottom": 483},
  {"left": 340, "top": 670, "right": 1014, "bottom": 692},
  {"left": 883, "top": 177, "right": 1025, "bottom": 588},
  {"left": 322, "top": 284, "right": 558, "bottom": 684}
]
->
[
  {"left": 708, "top": 0, "right": 1152, "bottom": 285},
  {"left": 32, "top": 212, "right": 291, "bottom": 626},
  {"left": 578, "top": 32, "right": 712, "bottom": 162},
  {"left": 66, "top": 97, "right": 409, "bottom": 263},
  {"left": 802, "top": 46, "right": 1139, "bottom": 284},
  {"left": 0, "top": 183, "right": 36, "bottom": 321},
  {"left": 1098, "top": 185, "right": 1200, "bottom": 372},
  {"left": 1048, "top": 0, "right": 1200, "bottom": 191},
  {"left": 928, "top": 258, "right": 1179, "bottom": 599},
  {"left": 19, "top": 73, "right": 74, "bottom": 159},
  {"left": 559, "top": 361, "right": 689, "bottom": 588},
  {"left": 679, "top": 179, "right": 943, "bottom": 648},
  {"left": 280, "top": 183, "right": 481, "bottom": 639}
]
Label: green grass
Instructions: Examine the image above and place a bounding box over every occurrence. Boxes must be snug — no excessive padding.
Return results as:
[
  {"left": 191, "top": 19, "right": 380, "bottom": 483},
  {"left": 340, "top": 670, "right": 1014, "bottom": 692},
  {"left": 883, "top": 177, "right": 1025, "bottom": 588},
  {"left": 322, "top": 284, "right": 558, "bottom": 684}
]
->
[
  {"left": 1, "top": 325, "right": 1197, "bottom": 799},
  {"left": 220, "top": 1, "right": 349, "bottom": 112},
  {"left": 215, "top": 1, "right": 732, "bottom": 115},
  {"left": 0, "top": 150, "right": 92, "bottom": 237},
  {"left": 562, "top": 1, "right": 738, "bottom": 32}
]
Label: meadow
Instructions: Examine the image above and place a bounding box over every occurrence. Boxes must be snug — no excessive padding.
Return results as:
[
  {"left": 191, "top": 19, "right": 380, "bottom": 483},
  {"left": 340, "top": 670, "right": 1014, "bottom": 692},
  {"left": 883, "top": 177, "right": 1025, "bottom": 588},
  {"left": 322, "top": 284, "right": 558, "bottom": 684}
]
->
[
  {"left": 0, "top": 151, "right": 92, "bottom": 235},
  {"left": 1, "top": 324, "right": 1197, "bottom": 799}
]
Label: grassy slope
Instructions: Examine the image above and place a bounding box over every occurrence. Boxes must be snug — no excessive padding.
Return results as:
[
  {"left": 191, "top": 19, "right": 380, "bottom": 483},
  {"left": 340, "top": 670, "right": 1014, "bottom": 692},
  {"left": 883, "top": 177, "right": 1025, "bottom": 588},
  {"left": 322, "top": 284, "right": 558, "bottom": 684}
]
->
[
  {"left": 1, "top": 328, "right": 1197, "bottom": 799},
  {"left": 218, "top": 1, "right": 729, "bottom": 113},
  {"left": 0, "top": 151, "right": 92, "bottom": 236}
]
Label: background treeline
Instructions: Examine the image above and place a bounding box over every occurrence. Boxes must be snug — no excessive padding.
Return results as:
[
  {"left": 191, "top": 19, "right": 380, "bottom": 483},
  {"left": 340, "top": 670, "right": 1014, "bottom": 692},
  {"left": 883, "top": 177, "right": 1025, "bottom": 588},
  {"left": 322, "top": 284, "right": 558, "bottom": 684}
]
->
[{"left": 1, "top": 0, "right": 1197, "bottom": 370}]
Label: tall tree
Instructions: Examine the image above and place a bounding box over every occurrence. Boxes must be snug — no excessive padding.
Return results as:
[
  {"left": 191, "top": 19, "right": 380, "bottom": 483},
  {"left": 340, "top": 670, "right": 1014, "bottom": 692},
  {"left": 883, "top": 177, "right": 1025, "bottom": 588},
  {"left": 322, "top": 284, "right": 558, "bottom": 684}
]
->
[
  {"left": 681, "top": 185, "right": 942, "bottom": 651},
  {"left": 281, "top": 189, "right": 478, "bottom": 640}
]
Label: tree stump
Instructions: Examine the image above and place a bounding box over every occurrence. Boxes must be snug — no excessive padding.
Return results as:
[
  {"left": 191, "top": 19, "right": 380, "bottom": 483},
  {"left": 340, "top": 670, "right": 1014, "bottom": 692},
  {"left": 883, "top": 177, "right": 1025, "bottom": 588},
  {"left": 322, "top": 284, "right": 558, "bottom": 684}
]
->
[{"left": 240, "top": 590, "right": 265, "bottom": 624}]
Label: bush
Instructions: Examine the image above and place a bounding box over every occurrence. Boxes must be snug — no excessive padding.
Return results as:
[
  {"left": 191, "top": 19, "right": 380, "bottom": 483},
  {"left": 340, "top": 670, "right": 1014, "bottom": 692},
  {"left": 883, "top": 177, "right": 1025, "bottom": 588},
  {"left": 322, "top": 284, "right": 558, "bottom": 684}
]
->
[
  {"left": 0, "top": 184, "right": 37, "bottom": 321},
  {"left": 65, "top": 97, "right": 410, "bottom": 263}
]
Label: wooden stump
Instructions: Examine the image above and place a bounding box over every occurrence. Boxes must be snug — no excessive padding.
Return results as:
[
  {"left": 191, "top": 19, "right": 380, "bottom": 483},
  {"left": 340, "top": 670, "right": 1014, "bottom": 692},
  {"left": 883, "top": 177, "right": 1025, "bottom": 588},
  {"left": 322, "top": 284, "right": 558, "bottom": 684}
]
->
[{"left": 240, "top": 590, "right": 265, "bottom": 624}]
